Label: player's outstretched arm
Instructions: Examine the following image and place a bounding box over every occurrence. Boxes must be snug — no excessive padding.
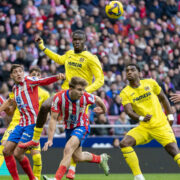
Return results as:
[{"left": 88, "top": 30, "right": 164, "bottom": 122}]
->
[
  {"left": 28, "top": 73, "right": 65, "bottom": 86},
  {"left": 35, "top": 37, "right": 66, "bottom": 65},
  {"left": 170, "top": 93, "right": 180, "bottom": 103},
  {"left": 42, "top": 111, "right": 58, "bottom": 151},
  {"left": 158, "top": 90, "right": 174, "bottom": 125},
  {"left": 93, "top": 96, "right": 107, "bottom": 114}
]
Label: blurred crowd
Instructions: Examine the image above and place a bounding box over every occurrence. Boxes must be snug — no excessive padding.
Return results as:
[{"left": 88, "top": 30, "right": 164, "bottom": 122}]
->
[{"left": 0, "top": 0, "right": 180, "bottom": 136}]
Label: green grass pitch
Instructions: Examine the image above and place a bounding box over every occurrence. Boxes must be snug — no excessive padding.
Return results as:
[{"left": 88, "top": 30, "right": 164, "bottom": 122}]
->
[{"left": 1, "top": 174, "right": 180, "bottom": 180}]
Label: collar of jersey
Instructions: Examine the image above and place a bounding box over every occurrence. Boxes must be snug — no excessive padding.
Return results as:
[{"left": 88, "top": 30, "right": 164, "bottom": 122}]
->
[{"left": 67, "top": 90, "right": 78, "bottom": 103}]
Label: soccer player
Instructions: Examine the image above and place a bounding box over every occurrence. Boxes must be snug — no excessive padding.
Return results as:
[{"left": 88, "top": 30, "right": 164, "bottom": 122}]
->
[
  {"left": 19, "top": 30, "right": 104, "bottom": 179},
  {"left": 42, "top": 77, "right": 110, "bottom": 180},
  {"left": 1, "top": 64, "right": 64, "bottom": 180},
  {"left": 0, "top": 66, "right": 50, "bottom": 179},
  {"left": 119, "top": 64, "right": 180, "bottom": 180}
]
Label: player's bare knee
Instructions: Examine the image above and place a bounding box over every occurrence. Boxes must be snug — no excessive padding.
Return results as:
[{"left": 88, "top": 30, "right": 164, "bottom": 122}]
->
[
  {"left": 3, "top": 147, "right": 12, "bottom": 157},
  {"left": 64, "top": 145, "right": 73, "bottom": 156}
]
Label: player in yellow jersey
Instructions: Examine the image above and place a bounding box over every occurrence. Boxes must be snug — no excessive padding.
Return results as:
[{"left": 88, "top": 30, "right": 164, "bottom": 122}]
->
[
  {"left": 19, "top": 30, "right": 104, "bottom": 179},
  {"left": 0, "top": 67, "right": 50, "bottom": 180},
  {"left": 119, "top": 64, "right": 180, "bottom": 180}
]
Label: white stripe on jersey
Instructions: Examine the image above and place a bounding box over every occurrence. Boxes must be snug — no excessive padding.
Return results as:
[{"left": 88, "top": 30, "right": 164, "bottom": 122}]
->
[
  {"left": 75, "top": 100, "right": 80, "bottom": 128},
  {"left": 80, "top": 96, "right": 86, "bottom": 126},
  {"left": 24, "top": 81, "right": 37, "bottom": 124},
  {"left": 53, "top": 96, "right": 59, "bottom": 111},
  {"left": 18, "top": 85, "right": 31, "bottom": 126},
  {"left": 67, "top": 100, "right": 72, "bottom": 129}
]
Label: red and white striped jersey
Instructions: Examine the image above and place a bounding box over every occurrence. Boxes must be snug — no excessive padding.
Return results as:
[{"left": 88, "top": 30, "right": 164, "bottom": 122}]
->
[
  {"left": 13, "top": 75, "right": 58, "bottom": 127},
  {"left": 0, "top": 96, "right": 4, "bottom": 105},
  {"left": 51, "top": 90, "right": 96, "bottom": 129}
]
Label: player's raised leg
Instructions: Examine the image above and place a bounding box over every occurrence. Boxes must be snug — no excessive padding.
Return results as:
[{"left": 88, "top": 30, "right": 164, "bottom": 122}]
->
[{"left": 120, "top": 135, "right": 145, "bottom": 180}]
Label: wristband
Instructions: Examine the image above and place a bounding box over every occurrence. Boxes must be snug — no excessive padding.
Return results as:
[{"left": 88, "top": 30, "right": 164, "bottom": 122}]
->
[
  {"left": 139, "top": 116, "right": 144, "bottom": 121},
  {"left": 167, "top": 114, "right": 174, "bottom": 121}
]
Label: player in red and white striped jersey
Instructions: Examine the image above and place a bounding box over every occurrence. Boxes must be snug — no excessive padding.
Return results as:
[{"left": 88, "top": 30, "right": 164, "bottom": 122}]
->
[
  {"left": 2, "top": 64, "right": 65, "bottom": 180},
  {"left": 52, "top": 89, "right": 95, "bottom": 130},
  {"left": 43, "top": 77, "right": 110, "bottom": 180},
  {"left": 13, "top": 75, "right": 59, "bottom": 127}
]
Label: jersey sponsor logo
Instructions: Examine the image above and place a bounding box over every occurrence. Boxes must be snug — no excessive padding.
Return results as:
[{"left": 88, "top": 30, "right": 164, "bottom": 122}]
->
[
  {"left": 68, "top": 62, "right": 82, "bottom": 68},
  {"left": 133, "top": 92, "right": 151, "bottom": 102},
  {"left": 16, "top": 96, "right": 27, "bottom": 108}
]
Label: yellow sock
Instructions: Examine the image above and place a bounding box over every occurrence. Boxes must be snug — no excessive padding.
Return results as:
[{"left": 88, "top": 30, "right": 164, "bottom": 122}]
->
[
  {"left": 174, "top": 153, "right": 180, "bottom": 167},
  {"left": 69, "top": 158, "right": 77, "bottom": 171},
  {"left": 33, "top": 127, "right": 43, "bottom": 141},
  {"left": 121, "top": 147, "right": 142, "bottom": 176},
  {"left": 0, "top": 145, "right": 4, "bottom": 168},
  {"left": 32, "top": 153, "right": 42, "bottom": 180}
]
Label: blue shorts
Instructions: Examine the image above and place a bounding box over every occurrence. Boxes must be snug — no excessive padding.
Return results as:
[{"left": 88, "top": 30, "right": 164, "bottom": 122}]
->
[
  {"left": 65, "top": 126, "right": 90, "bottom": 146},
  {"left": 8, "top": 124, "right": 36, "bottom": 144}
]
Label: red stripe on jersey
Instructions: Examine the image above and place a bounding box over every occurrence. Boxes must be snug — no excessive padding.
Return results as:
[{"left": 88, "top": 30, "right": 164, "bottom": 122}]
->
[
  {"left": 71, "top": 102, "right": 76, "bottom": 129},
  {"left": 0, "top": 96, "right": 4, "bottom": 105},
  {"left": 77, "top": 96, "right": 84, "bottom": 127},
  {"left": 21, "top": 90, "right": 29, "bottom": 126}
]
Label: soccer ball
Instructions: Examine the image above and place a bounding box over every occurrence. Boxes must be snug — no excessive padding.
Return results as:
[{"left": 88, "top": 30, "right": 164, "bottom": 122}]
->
[{"left": 105, "top": 1, "right": 124, "bottom": 19}]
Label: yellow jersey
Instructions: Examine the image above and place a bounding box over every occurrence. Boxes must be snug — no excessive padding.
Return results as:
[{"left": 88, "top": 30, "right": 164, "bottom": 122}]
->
[
  {"left": 44, "top": 49, "right": 104, "bottom": 93},
  {"left": 120, "top": 79, "right": 168, "bottom": 128},
  {"left": 9, "top": 87, "right": 50, "bottom": 124}
]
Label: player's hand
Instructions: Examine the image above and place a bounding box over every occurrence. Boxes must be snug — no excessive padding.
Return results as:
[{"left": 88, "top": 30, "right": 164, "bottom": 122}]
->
[
  {"left": 35, "top": 36, "right": 45, "bottom": 50},
  {"left": 143, "top": 114, "right": 152, "bottom": 122},
  {"left": 93, "top": 107, "right": 104, "bottom": 114},
  {"left": 42, "top": 140, "right": 53, "bottom": 151},
  {"left": 56, "top": 73, "right": 65, "bottom": 80},
  {"left": 170, "top": 93, "right": 180, "bottom": 103}
]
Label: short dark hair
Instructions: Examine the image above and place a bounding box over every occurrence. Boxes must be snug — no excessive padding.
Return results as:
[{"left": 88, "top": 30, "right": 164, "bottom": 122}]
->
[
  {"left": 69, "top": 77, "right": 88, "bottom": 89},
  {"left": 72, "top": 30, "right": 86, "bottom": 39},
  {"left": 29, "top": 66, "right": 41, "bottom": 74},
  {"left": 125, "top": 63, "right": 140, "bottom": 72},
  {"left": 10, "top": 64, "right": 24, "bottom": 73}
]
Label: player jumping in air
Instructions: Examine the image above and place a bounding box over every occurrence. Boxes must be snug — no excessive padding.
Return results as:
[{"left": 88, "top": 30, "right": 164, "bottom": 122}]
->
[
  {"left": 119, "top": 63, "right": 180, "bottom": 180},
  {"left": 19, "top": 30, "right": 104, "bottom": 179},
  {"left": 42, "top": 77, "right": 110, "bottom": 180},
  {"left": 1, "top": 64, "right": 64, "bottom": 180}
]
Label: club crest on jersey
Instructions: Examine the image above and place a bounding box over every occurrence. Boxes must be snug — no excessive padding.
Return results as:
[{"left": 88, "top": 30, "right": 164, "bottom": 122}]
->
[
  {"left": 79, "top": 58, "right": 84, "bottom": 62},
  {"left": 144, "top": 86, "right": 150, "bottom": 91}
]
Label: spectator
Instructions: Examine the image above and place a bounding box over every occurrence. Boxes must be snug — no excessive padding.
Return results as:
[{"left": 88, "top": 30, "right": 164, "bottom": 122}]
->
[
  {"left": 114, "top": 111, "right": 131, "bottom": 136},
  {"left": 91, "top": 114, "right": 111, "bottom": 136}
]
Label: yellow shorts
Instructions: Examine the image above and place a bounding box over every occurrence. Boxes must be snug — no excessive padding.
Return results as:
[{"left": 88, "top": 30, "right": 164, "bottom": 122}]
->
[
  {"left": 1, "top": 122, "right": 18, "bottom": 142},
  {"left": 127, "top": 123, "right": 176, "bottom": 147}
]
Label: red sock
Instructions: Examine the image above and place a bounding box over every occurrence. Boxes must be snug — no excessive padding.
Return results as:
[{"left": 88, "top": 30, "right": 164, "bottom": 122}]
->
[
  {"left": 4, "top": 155, "right": 20, "bottom": 180},
  {"left": 90, "top": 153, "right": 101, "bottom": 163},
  {"left": 55, "top": 165, "right": 67, "bottom": 180},
  {"left": 19, "top": 156, "right": 35, "bottom": 180}
]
